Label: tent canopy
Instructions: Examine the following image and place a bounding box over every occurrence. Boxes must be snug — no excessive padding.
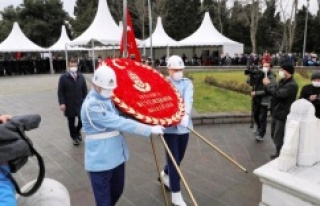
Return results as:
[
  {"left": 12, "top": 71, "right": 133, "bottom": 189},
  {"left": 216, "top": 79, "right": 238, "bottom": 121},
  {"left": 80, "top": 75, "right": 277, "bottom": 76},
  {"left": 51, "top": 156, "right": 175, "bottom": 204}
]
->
[
  {"left": 0, "top": 22, "right": 46, "bottom": 52},
  {"left": 178, "top": 12, "right": 243, "bottom": 47},
  {"left": 67, "top": 0, "right": 121, "bottom": 47},
  {"left": 142, "top": 16, "right": 179, "bottom": 48},
  {"left": 48, "top": 25, "right": 85, "bottom": 51}
]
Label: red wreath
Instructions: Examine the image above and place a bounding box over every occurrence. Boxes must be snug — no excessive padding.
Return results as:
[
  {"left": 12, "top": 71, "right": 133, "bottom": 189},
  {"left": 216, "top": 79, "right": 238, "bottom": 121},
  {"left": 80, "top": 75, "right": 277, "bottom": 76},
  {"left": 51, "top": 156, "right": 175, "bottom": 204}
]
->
[{"left": 104, "top": 58, "right": 184, "bottom": 126}]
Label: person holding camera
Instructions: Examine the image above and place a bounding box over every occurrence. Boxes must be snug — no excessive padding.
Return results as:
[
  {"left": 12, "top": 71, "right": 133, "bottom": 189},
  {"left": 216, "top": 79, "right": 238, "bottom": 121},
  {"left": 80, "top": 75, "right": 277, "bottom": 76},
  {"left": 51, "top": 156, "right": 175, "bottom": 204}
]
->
[
  {"left": 299, "top": 72, "right": 320, "bottom": 118},
  {"left": 250, "top": 62, "right": 276, "bottom": 141},
  {"left": 263, "top": 63, "right": 298, "bottom": 159}
]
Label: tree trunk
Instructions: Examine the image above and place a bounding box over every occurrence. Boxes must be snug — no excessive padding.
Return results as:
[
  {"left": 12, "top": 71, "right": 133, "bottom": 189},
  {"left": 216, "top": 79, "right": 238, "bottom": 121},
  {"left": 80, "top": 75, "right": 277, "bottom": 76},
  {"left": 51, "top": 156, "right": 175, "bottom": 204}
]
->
[{"left": 250, "top": 0, "right": 259, "bottom": 53}]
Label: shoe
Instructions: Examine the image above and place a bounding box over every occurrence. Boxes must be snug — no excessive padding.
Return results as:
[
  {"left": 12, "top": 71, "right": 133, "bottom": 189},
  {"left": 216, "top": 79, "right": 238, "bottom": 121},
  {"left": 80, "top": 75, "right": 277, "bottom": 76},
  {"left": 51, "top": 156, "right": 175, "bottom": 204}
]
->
[
  {"left": 158, "top": 170, "right": 170, "bottom": 191},
  {"left": 73, "top": 139, "right": 80, "bottom": 145},
  {"left": 253, "top": 131, "right": 259, "bottom": 136},
  {"left": 77, "top": 135, "right": 82, "bottom": 141},
  {"left": 171, "top": 191, "right": 187, "bottom": 206},
  {"left": 254, "top": 135, "right": 264, "bottom": 142}
]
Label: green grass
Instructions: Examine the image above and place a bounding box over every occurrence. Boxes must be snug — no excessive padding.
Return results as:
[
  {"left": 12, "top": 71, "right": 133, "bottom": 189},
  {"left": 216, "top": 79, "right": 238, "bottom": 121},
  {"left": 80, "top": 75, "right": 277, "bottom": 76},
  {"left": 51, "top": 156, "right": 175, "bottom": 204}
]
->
[{"left": 186, "top": 70, "right": 311, "bottom": 113}]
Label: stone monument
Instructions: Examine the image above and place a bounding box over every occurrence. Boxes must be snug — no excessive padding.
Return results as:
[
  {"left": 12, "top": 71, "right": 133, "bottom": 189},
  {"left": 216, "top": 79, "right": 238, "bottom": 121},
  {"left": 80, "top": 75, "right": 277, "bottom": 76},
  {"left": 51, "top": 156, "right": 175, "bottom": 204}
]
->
[{"left": 254, "top": 99, "right": 320, "bottom": 206}]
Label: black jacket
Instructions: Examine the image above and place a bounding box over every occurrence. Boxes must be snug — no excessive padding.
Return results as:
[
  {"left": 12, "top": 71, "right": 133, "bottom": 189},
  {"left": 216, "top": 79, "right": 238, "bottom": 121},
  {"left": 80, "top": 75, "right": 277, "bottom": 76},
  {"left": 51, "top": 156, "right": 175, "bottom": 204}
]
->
[
  {"left": 299, "top": 84, "right": 320, "bottom": 118},
  {"left": 0, "top": 114, "right": 41, "bottom": 163},
  {"left": 58, "top": 72, "right": 88, "bottom": 117},
  {"left": 266, "top": 77, "right": 298, "bottom": 120},
  {"left": 253, "top": 71, "right": 277, "bottom": 107}
]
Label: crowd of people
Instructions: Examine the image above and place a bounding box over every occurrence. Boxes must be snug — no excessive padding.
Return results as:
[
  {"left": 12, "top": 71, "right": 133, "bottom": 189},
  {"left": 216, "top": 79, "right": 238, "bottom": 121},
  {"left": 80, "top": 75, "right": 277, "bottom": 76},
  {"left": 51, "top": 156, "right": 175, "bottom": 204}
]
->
[{"left": 153, "top": 51, "right": 320, "bottom": 67}]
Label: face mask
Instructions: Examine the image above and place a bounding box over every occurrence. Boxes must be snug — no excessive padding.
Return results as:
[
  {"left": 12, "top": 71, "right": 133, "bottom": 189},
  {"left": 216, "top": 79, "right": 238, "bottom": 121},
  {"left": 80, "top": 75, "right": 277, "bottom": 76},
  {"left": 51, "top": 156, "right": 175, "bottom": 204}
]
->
[
  {"left": 100, "top": 89, "right": 113, "bottom": 98},
  {"left": 279, "top": 70, "right": 286, "bottom": 79},
  {"left": 172, "top": 71, "right": 183, "bottom": 81},
  {"left": 312, "top": 81, "right": 320, "bottom": 87},
  {"left": 70, "top": 67, "right": 77, "bottom": 73},
  {"left": 262, "top": 67, "right": 269, "bottom": 73}
]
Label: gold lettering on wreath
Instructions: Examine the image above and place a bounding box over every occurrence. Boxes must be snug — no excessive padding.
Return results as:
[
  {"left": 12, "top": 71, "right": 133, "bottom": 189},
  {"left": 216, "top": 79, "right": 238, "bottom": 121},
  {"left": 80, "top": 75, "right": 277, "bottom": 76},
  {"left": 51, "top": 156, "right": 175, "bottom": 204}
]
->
[{"left": 128, "top": 70, "right": 151, "bottom": 93}]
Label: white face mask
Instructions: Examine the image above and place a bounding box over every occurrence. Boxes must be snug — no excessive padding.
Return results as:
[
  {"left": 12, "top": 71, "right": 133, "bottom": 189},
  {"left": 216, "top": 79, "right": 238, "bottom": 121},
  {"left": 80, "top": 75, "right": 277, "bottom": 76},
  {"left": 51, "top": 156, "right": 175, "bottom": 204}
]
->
[
  {"left": 262, "top": 67, "right": 269, "bottom": 73},
  {"left": 172, "top": 71, "right": 183, "bottom": 81},
  {"left": 279, "top": 70, "right": 286, "bottom": 79},
  {"left": 100, "top": 89, "right": 114, "bottom": 98},
  {"left": 312, "top": 81, "right": 320, "bottom": 87},
  {"left": 70, "top": 67, "right": 78, "bottom": 73}
]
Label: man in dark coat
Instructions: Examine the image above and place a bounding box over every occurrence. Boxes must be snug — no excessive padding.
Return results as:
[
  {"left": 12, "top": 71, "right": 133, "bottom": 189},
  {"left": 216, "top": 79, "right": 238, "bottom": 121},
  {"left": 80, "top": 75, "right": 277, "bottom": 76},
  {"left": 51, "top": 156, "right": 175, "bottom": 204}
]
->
[
  {"left": 263, "top": 62, "right": 298, "bottom": 159},
  {"left": 58, "top": 58, "right": 88, "bottom": 145},
  {"left": 299, "top": 72, "right": 320, "bottom": 118}
]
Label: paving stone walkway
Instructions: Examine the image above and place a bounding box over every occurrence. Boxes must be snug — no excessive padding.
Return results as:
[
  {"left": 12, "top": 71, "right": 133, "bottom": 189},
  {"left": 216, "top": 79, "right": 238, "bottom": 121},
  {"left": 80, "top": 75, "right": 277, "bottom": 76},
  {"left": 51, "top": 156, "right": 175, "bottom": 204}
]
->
[{"left": 0, "top": 74, "right": 276, "bottom": 206}]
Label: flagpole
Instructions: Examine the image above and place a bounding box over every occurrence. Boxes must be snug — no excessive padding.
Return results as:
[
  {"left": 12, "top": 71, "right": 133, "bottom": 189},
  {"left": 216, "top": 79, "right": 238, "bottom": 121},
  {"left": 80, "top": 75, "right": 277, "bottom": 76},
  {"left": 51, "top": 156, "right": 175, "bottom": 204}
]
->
[
  {"left": 123, "top": 0, "right": 128, "bottom": 58},
  {"left": 147, "top": 0, "right": 153, "bottom": 64}
]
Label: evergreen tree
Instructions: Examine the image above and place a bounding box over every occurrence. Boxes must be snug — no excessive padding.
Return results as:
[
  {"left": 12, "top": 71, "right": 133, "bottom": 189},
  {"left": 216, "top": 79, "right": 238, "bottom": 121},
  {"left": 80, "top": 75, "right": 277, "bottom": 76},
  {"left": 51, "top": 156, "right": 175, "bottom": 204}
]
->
[
  {"left": 292, "top": 6, "right": 313, "bottom": 53},
  {"left": 18, "top": 0, "right": 69, "bottom": 47},
  {"left": 256, "top": 0, "right": 281, "bottom": 53},
  {"left": 70, "top": 0, "right": 98, "bottom": 38},
  {"left": 164, "top": 0, "right": 202, "bottom": 40},
  {"left": 226, "top": 1, "right": 250, "bottom": 53}
]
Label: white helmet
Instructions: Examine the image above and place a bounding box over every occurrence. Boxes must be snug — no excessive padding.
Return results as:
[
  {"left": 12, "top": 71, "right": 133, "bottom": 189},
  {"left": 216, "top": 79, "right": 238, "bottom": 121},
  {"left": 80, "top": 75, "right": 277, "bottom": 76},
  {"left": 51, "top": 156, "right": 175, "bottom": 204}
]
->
[
  {"left": 167, "top": 55, "right": 185, "bottom": 69},
  {"left": 92, "top": 66, "right": 117, "bottom": 89}
]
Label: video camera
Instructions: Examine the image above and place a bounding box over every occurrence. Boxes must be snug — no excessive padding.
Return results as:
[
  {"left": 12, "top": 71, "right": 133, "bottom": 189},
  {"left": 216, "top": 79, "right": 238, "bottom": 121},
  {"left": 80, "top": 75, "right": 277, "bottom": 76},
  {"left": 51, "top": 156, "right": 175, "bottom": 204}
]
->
[{"left": 244, "top": 65, "right": 263, "bottom": 86}]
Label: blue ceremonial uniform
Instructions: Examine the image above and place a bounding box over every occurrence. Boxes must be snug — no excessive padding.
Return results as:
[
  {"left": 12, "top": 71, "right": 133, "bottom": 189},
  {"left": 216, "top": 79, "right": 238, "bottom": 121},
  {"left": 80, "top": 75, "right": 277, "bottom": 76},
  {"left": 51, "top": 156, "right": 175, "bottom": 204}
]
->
[
  {"left": 163, "top": 77, "right": 194, "bottom": 193},
  {"left": 80, "top": 89, "right": 153, "bottom": 206}
]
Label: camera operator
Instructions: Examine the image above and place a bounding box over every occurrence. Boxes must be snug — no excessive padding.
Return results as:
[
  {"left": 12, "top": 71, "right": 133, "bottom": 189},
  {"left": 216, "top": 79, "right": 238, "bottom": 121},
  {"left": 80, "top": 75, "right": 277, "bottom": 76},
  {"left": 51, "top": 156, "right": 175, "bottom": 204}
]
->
[
  {"left": 249, "top": 62, "right": 276, "bottom": 141},
  {"left": 263, "top": 63, "right": 298, "bottom": 159},
  {"left": 299, "top": 72, "right": 320, "bottom": 118}
]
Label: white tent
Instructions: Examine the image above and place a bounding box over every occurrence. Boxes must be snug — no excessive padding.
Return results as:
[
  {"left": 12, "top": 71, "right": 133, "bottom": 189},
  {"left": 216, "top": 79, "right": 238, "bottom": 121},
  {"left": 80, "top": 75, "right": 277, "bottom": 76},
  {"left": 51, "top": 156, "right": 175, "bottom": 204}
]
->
[
  {"left": 48, "top": 25, "right": 85, "bottom": 51},
  {"left": 178, "top": 12, "right": 243, "bottom": 56},
  {"left": 142, "top": 16, "right": 179, "bottom": 48},
  {"left": 67, "top": 0, "right": 121, "bottom": 47},
  {"left": 0, "top": 22, "right": 46, "bottom": 52}
]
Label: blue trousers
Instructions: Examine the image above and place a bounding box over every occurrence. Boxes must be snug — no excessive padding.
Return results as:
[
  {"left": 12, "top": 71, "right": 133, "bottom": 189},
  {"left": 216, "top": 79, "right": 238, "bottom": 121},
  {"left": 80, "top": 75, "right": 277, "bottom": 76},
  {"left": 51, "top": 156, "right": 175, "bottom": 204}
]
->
[
  {"left": 89, "top": 163, "right": 125, "bottom": 206},
  {"left": 0, "top": 165, "right": 16, "bottom": 206},
  {"left": 163, "top": 133, "right": 189, "bottom": 192}
]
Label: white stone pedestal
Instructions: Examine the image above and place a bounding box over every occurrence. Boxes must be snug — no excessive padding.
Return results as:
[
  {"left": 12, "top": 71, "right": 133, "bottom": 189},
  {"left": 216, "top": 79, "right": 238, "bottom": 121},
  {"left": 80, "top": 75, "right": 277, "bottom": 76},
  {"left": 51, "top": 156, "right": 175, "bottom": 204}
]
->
[
  {"left": 254, "top": 99, "right": 320, "bottom": 206},
  {"left": 254, "top": 160, "right": 320, "bottom": 206}
]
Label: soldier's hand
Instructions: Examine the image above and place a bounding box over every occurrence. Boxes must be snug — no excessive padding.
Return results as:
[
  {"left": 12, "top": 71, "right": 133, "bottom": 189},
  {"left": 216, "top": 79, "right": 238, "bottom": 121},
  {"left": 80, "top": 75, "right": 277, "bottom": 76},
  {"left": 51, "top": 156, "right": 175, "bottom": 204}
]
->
[
  {"left": 251, "top": 91, "right": 256, "bottom": 96},
  {"left": 151, "top": 125, "right": 164, "bottom": 135},
  {"left": 263, "top": 78, "right": 270, "bottom": 85},
  {"left": 60, "top": 104, "right": 66, "bottom": 112},
  {"left": 309, "top": 95, "right": 317, "bottom": 102}
]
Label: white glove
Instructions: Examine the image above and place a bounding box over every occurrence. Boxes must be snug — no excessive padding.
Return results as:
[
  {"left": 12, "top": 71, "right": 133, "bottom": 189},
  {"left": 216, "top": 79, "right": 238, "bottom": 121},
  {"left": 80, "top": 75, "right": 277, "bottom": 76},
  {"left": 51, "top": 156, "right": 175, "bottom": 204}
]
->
[
  {"left": 180, "top": 115, "right": 189, "bottom": 127},
  {"left": 151, "top": 125, "right": 164, "bottom": 135}
]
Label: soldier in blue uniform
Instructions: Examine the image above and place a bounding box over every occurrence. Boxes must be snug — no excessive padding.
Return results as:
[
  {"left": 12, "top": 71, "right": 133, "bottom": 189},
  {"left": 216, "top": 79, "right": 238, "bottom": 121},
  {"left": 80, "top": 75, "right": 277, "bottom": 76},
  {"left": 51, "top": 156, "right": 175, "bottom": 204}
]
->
[
  {"left": 80, "top": 66, "right": 164, "bottom": 206},
  {"left": 160, "top": 55, "right": 194, "bottom": 206}
]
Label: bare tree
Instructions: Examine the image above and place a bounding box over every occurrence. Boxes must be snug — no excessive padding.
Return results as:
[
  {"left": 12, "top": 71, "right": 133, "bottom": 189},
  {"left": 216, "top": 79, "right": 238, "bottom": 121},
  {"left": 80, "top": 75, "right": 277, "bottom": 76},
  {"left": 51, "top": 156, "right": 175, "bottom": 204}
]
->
[
  {"left": 131, "top": 0, "right": 167, "bottom": 40},
  {"left": 212, "top": 0, "right": 231, "bottom": 34},
  {"left": 287, "top": 0, "right": 298, "bottom": 52},
  {"left": 278, "top": 0, "right": 298, "bottom": 53},
  {"left": 241, "top": 0, "right": 262, "bottom": 53}
]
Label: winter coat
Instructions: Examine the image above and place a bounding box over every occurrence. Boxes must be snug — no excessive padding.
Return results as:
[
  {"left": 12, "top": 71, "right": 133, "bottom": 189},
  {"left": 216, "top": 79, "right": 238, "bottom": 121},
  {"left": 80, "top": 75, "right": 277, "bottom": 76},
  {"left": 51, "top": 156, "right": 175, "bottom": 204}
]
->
[
  {"left": 299, "top": 84, "right": 320, "bottom": 118},
  {"left": 254, "top": 71, "right": 277, "bottom": 108},
  {"left": 0, "top": 114, "right": 41, "bottom": 163},
  {"left": 58, "top": 72, "right": 88, "bottom": 117},
  {"left": 265, "top": 77, "right": 298, "bottom": 120}
]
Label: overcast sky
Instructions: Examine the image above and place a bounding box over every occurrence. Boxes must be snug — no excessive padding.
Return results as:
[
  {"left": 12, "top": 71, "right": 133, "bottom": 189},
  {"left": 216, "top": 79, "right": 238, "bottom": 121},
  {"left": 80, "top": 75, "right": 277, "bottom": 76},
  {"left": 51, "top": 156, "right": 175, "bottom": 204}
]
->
[
  {"left": 0, "top": 0, "right": 319, "bottom": 18},
  {"left": 0, "top": 0, "right": 76, "bottom": 17}
]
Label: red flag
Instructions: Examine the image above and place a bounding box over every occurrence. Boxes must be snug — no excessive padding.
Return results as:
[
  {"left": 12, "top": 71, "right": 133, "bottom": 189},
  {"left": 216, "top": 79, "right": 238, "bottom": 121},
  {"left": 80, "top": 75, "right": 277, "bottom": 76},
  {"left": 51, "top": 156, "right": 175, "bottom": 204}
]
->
[{"left": 120, "top": 9, "right": 141, "bottom": 62}]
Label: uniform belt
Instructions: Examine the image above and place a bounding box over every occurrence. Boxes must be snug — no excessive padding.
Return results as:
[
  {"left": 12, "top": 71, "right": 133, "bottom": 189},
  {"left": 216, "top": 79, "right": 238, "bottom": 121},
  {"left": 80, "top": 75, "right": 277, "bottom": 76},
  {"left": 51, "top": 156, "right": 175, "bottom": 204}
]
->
[{"left": 86, "top": 131, "right": 120, "bottom": 140}]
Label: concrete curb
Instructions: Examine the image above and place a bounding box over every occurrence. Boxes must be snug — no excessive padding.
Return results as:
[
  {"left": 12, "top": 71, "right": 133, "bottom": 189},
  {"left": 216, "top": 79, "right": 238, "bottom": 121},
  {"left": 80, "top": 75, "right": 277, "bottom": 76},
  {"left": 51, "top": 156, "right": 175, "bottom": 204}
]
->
[{"left": 191, "top": 112, "right": 272, "bottom": 125}]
